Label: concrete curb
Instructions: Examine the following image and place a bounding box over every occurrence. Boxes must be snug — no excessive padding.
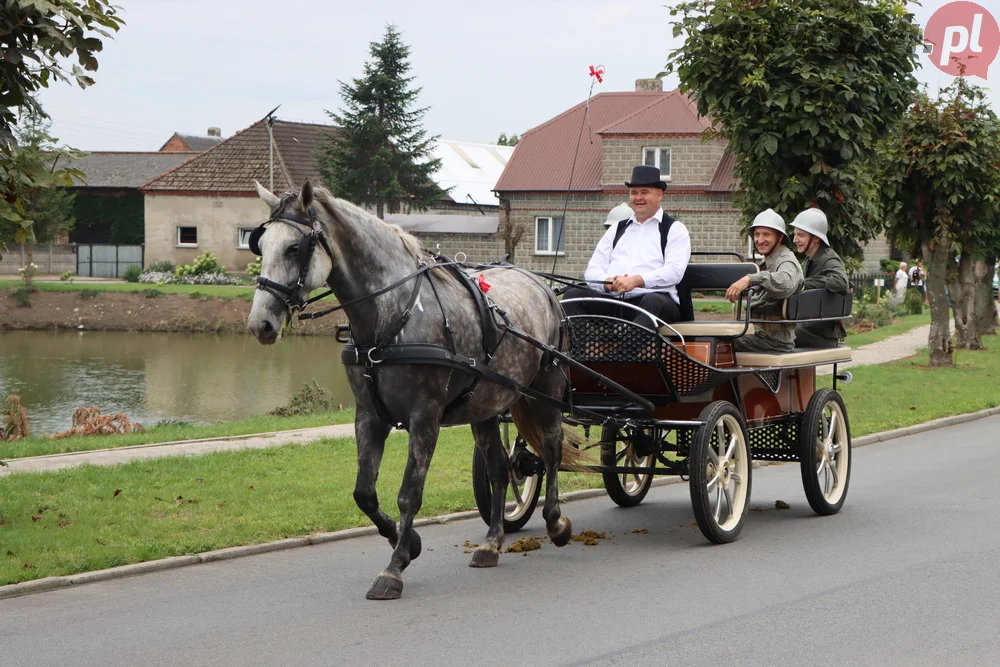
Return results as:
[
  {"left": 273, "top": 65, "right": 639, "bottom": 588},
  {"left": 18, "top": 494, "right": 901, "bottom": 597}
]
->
[{"left": 3, "top": 405, "right": 999, "bottom": 601}]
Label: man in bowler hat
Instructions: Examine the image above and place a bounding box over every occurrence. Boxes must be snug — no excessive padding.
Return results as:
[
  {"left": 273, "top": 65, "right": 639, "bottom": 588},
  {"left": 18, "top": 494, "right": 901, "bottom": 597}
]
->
[{"left": 561, "top": 165, "right": 691, "bottom": 325}]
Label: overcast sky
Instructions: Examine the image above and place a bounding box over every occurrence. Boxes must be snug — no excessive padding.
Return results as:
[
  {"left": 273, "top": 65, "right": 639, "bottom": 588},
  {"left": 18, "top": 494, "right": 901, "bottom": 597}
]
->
[{"left": 36, "top": 0, "right": 1000, "bottom": 152}]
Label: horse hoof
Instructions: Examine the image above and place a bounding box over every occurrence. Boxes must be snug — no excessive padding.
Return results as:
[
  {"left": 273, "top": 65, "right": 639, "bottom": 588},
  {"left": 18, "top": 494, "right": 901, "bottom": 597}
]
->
[
  {"left": 365, "top": 572, "right": 403, "bottom": 600},
  {"left": 409, "top": 531, "right": 422, "bottom": 560},
  {"left": 469, "top": 547, "right": 500, "bottom": 568},
  {"left": 549, "top": 516, "right": 573, "bottom": 547}
]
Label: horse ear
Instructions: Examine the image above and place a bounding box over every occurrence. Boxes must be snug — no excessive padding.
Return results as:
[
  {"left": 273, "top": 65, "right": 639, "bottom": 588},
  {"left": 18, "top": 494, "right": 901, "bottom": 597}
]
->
[
  {"left": 300, "top": 180, "right": 314, "bottom": 210},
  {"left": 254, "top": 180, "right": 279, "bottom": 208}
]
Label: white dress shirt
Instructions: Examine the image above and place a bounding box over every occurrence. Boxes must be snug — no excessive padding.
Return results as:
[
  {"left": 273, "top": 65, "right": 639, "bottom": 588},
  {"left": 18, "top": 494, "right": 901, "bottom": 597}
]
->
[{"left": 584, "top": 208, "right": 692, "bottom": 302}]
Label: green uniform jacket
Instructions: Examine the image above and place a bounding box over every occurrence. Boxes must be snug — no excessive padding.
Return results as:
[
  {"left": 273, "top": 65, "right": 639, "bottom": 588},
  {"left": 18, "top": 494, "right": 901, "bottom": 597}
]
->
[{"left": 799, "top": 244, "right": 848, "bottom": 340}]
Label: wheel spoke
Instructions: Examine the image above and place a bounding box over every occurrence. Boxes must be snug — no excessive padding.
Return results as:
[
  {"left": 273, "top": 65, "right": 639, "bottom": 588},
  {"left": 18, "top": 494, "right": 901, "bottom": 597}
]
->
[
  {"left": 827, "top": 410, "right": 838, "bottom": 441},
  {"left": 724, "top": 434, "right": 738, "bottom": 461},
  {"left": 511, "top": 480, "right": 524, "bottom": 506},
  {"left": 715, "top": 423, "right": 726, "bottom": 457},
  {"left": 708, "top": 446, "right": 719, "bottom": 466},
  {"left": 729, "top": 472, "right": 742, "bottom": 483},
  {"left": 723, "top": 485, "right": 735, "bottom": 519},
  {"left": 714, "top": 487, "right": 723, "bottom": 522},
  {"left": 830, "top": 443, "right": 841, "bottom": 455},
  {"left": 827, "top": 461, "right": 840, "bottom": 490},
  {"left": 706, "top": 472, "right": 720, "bottom": 491}
]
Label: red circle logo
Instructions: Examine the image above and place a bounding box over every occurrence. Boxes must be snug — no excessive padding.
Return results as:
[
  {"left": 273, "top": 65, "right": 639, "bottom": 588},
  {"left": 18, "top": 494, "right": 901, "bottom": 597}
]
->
[{"left": 924, "top": 1, "right": 999, "bottom": 79}]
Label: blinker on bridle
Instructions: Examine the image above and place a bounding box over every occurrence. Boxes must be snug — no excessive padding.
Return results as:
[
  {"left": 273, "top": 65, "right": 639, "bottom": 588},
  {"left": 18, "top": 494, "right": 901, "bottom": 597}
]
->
[{"left": 250, "top": 205, "right": 335, "bottom": 313}]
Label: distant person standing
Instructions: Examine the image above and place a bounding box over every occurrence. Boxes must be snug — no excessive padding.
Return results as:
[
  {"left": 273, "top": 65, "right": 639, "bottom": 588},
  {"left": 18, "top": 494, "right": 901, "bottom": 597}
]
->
[
  {"left": 909, "top": 261, "right": 926, "bottom": 304},
  {"left": 894, "top": 261, "right": 909, "bottom": 301}
]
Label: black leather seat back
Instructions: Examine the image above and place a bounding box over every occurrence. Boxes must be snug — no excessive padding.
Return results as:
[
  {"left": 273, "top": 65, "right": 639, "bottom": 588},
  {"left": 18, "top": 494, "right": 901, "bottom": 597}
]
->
[
  {"left": 785, "top": 289, "right": 852, "bottom": 320},
  {"left": 680, "top": 262, "right": 758, "bottom": 291}
]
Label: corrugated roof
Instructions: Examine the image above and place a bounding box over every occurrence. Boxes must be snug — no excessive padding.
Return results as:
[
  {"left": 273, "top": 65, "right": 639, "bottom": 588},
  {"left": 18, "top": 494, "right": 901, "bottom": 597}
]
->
[
  {"left": 707, "top": 151, "right": 738, "bottom": 193},
  {"left": 64, "top": 152, "right": 197, "bottom": 188},
  {"left": 433, "top": 140, "right": 513, "bottom": 206},
  {"left": 142, "top": 120, "right": 336, "bottom": 193},
  {"left": 495, "top": 90, "right": 709, "bottom": 193},
  {"left": 384, "top": 214, "right": 499, "bottom": 234}
]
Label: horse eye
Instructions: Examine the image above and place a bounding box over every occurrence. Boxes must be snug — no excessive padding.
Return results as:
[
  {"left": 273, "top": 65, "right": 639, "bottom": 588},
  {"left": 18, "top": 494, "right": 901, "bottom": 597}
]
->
[{"left": 287, "top": 244, "right": 299, "bottom": 256}]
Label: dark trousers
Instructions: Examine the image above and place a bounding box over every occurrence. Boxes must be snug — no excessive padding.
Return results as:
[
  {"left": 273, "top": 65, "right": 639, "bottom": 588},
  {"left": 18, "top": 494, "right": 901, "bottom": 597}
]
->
[{"left": 561, "top": 286, "right": 682, "bottom": 325}]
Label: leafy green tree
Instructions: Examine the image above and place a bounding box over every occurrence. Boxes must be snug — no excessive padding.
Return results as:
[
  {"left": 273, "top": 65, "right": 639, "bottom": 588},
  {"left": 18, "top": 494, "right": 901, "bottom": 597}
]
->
[
  {"left": 664, "top": 0, "right": 923, "bottom": 261},
  {"left": 0, "top": 0, "right": 123, "bottom": 260},
  {"left": 317, "top": 24, "right": 443, "bottom": 219},
  {"left": 496, "top": 133, "right": 520, "bottom": 146},
  {"left": 0, "top": 112, "right": 79, "bottom": 286},
  {"left": 879, "top": 79, "right": 1000, "bottom": 365}
]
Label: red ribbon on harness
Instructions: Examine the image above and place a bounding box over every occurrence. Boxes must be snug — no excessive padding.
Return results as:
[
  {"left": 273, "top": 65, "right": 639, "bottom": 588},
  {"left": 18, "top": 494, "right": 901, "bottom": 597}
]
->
[
  {"left": 477, "top": 274, "right": 491, "bottom": 293},
  {"left": 589, "top": 65, "right": 604, "bottom": 83}
]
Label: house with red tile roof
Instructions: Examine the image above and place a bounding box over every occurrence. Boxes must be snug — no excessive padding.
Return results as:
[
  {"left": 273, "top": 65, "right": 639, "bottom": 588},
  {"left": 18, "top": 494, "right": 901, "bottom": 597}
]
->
[{"left": 492, "top": 78, "right": 743, "bottom": 274}]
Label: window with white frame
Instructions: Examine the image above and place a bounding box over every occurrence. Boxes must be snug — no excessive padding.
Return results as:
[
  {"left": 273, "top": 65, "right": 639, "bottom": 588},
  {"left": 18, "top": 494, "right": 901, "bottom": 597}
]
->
[
  {"left": 642, "top": 147, "right": 672, "bottom": 179},
  {"left": 238, "top": 227, "right": 257, "bottom": 249},
  {"left": 176, "top": 226, "right": 198, "bottom": 247},
  {"left": 534, "top": 217, "right": 565, "bottom": 255}
]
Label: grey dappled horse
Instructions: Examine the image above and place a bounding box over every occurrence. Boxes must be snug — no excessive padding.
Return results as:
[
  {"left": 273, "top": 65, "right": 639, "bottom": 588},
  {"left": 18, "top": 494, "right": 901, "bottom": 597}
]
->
[{"left": 246, "top": 181, "right": 573, "bottom": 600}]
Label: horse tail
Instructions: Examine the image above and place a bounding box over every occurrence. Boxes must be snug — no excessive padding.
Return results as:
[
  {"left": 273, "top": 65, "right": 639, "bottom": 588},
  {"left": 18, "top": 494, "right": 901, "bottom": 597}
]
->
[{"left": 509, "top": 398, "right": 595, "bottom": 472}]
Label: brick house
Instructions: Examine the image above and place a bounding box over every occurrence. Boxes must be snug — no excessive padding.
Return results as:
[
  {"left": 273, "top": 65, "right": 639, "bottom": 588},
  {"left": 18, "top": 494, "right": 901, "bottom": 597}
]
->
[
  {"left": 489, "top": 79, "right": 742, "bottom": 276},
  {"left": 159, "top": 128, "right": 224, "bottom": 153}
]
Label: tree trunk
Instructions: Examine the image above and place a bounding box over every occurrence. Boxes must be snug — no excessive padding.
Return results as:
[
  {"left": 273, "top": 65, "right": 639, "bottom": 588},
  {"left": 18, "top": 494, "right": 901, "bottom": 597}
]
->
[
  {"left": 376, "top": 201, "right": 384, "bottom": 220},
  {"left": 24, "top": 243, "right": 34, "bottom": 288},
  {"left": 974, "top": 257, "right": 998, "bottom": 337},
  {"left": 923, "top": 240, "right": 953, "bottom": 367},
  {"left": 952, "top": 252, "right": 981, "bottom": 350}
]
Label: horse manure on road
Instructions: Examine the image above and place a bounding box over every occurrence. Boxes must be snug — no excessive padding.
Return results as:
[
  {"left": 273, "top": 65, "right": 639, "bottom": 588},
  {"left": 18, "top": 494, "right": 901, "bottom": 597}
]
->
[
  {"left": 775, "top": 500, "right": 791, "bottom": 510},
  {"left": 570, "top": 531, "right": 608, "bottom": 546},
  {"left": 505, "top": 537, "right": 542, "bottom": 553},
  {"left": 631, "top": 528, "right": 648, "bottom": 534}
]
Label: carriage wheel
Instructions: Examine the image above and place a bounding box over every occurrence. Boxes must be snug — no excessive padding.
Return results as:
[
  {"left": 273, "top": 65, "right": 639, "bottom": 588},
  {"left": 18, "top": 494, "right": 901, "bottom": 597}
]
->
[
  {"left": 799, "top": 388, "right": 852, "bottom": 516},
  {"left": 601, "top": 424, "right": 654, "bottom": 507},
  {"left": 472, "top": 422, "right": 542, "bottom": 533},
  {"left": 689, "top": 401, "right": 752, "bottom": 544}
]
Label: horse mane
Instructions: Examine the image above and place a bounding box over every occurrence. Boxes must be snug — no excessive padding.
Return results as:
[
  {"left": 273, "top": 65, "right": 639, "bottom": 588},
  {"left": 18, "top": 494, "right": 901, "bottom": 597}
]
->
[{"left": 307, "top": 186, "right": 458, "bottom": 284}]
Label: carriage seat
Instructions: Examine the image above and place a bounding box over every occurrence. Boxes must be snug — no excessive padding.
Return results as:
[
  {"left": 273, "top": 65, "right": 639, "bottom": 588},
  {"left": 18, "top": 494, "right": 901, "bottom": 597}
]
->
[
  {"left": 659, "top": 321, "right": 756, "bottom": 337},
  {"left": 735, "top": 346, "right": 852, "bottom": 368}
]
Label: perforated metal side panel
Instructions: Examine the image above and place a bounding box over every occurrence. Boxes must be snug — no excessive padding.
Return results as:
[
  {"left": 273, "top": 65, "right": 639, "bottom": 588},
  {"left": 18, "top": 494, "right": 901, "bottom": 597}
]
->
[{"left": 748, "top": 420, "right": 801, "bottom": 461}]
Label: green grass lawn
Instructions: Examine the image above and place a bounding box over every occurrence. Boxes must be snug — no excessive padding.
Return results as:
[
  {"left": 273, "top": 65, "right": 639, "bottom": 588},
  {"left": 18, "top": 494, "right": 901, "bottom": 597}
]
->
[
  {"left": 0, "top": 409, "right": 356, "bottom": 460},
  {"left": 845, "top": 312, "right": 930, "bottom": 348},
  {"left": 838, "top": 334, "right": 1000, "bottom": 436},
  {"left": 0, "top": 427, "right": 604, "bottom": 585}
]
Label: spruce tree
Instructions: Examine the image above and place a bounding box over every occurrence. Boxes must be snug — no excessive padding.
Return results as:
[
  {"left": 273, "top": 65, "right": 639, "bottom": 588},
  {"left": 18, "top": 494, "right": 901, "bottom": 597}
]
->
[{"left": 317, "top": 25, "right": 443, "bottom": 219}]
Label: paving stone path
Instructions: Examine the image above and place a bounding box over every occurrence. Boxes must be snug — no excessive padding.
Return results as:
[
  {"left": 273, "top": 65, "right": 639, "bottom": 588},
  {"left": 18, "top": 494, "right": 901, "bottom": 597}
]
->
[{"left": 0, "top": 321, "right": 952, "bottom": 476}]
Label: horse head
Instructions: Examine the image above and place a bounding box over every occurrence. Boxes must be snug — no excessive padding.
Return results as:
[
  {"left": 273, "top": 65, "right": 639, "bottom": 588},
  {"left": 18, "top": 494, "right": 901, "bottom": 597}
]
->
[{"left": 246, "top": 180, "right": 333, "bottom": 344}]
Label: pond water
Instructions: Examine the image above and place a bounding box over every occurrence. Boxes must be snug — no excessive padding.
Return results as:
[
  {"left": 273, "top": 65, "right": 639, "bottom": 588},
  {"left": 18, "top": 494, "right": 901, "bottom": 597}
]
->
[{"left": 0, "top": 331, "right": 353, "bottom": 435}]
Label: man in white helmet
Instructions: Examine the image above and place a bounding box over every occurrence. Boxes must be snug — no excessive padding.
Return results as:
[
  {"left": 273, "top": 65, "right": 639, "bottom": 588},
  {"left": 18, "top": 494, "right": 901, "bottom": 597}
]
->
[
  {"left": 725, "top": 209, "right": 803, "bottom": 352},
  {"left": 790, "top": 208, "right": 849, "bottom": 348}
]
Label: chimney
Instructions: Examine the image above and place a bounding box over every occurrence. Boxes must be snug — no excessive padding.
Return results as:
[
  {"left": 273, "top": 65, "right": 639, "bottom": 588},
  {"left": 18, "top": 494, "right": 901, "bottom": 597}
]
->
[
  {"left": 635, "top": 78, "right": 663, "bottom": 92},
  {"left": 207, "top": 127, "right": 221, "bottom": 137}
]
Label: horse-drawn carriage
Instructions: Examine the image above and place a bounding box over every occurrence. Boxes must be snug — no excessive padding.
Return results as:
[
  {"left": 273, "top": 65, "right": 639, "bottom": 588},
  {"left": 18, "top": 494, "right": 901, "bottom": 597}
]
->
[
  {"left": 246, "top": 182, "right": 854, "bottom": 599},
  {"left": 471, "top": 253, "right": 855, "bottom": 545}
]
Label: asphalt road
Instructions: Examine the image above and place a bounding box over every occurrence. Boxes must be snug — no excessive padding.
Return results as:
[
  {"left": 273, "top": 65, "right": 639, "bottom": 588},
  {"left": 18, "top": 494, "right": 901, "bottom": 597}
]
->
[{"left": 3, "top": 416, "right": 999, "bottom": 667}]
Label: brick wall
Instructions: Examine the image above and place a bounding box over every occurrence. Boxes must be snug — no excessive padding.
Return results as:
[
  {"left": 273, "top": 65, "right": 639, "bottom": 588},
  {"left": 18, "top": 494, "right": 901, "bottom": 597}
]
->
[
  {"left": 601, "top": 137, "right": 727, "bottom": 187},
  {"left": 159, "top": 135, "right": 192, "bottom": 153},
  {"left": 497, "top": 191, "right": 745, "bottom": 277}
]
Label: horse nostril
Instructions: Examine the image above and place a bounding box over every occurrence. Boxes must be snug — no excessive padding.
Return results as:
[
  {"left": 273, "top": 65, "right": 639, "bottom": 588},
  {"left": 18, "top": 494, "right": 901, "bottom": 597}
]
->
[{"left": 261, "top": 320, "right": 275, "bottom": 335}]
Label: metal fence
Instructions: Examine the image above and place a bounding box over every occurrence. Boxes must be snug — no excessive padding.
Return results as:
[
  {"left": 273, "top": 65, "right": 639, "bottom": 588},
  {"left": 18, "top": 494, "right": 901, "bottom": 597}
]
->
[{"left": 77, "top": 244, "right": 144, "bottom": 278}]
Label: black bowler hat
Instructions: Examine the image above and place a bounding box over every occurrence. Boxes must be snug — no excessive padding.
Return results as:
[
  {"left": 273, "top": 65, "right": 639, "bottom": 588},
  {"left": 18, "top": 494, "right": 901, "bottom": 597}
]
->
[{"left": 624, "top": 165, "right": 667, "bottom": 190}]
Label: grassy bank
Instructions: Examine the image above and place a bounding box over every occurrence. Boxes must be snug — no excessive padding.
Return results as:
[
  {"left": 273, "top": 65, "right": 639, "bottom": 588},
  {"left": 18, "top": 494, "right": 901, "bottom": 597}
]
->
[
  {"left": 0, "top": 428, "right": 604, "bottom": 585},
  {"left": 3, "top": 336, "right": 1000, "bottom": 585},
  {"left": 845, "top": 311, "right": 930, "bottom": 347},
  {"left": 1, "top": 280, "right": 255, "bottom": 299},
  {"left": 0, "top": 409, "right": 356, "bottom": 460}
]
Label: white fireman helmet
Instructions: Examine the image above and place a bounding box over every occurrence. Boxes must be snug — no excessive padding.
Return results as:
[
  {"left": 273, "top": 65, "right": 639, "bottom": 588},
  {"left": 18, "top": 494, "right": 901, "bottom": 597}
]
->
[
  {"left": 750, "top": 208, "right": 789, "bottom": 245},
  {"left": 790, "top": 208, "right": 830, "bottom": 246}
]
